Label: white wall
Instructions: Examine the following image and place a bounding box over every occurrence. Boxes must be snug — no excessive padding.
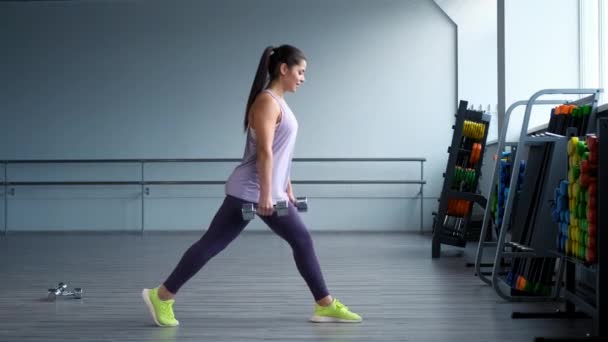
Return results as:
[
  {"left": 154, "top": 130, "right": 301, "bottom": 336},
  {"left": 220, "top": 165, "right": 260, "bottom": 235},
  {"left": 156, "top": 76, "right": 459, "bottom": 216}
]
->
[
  {"left": 433, "top": 0, "right": 497, "bottom": 107},
  {"left": 433, "top": 0, "right": 499, "bottom": 143},
  {"left": 0, "top": 0, "right": 456, "bottom": 232}
]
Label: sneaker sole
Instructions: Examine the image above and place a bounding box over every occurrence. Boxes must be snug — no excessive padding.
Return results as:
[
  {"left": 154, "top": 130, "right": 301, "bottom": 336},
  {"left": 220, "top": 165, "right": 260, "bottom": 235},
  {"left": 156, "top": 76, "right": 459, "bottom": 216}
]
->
[
  {"left": 141, "top": 288, "right": 178, "bottom": 327},
  {"left": 309, "top": 315, "right": 362, "bottom": 323}
]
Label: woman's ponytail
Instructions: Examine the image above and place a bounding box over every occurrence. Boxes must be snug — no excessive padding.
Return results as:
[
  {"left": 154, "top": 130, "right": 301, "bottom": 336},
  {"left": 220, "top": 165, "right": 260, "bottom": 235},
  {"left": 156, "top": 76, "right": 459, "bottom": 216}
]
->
[{"left": 244, "top": 46, "right": 275, "bottom": 131}]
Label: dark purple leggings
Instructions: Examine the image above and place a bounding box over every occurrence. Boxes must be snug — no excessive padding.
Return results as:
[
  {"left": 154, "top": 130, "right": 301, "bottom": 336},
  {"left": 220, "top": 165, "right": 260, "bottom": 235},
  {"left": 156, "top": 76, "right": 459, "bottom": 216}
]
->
[{"left": 163, "top": 195, "right": 330, "bottom": 301}]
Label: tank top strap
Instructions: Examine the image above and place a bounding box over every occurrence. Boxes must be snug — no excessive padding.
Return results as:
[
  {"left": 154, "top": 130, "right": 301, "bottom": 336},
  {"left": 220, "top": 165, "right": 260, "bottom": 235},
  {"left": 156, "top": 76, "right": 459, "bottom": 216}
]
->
[
  {"left": 263, "top": 89, "right": 282, "bottom": 104},
  {"left": 262, "top": 89, "right": 286, "bottom": 123}
]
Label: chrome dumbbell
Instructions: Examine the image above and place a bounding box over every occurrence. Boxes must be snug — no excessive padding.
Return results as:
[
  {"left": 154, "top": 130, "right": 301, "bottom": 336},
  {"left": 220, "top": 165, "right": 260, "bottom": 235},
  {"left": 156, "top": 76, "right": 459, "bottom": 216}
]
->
[
  {"left": 242, "top": 200, "right": 289, "bottom": 221},
  {"left": 295, "top": 197, "right": 308, "bottom": 212},
  {"left": 47, "top": 282, "right": 83, "bottom": 301}
]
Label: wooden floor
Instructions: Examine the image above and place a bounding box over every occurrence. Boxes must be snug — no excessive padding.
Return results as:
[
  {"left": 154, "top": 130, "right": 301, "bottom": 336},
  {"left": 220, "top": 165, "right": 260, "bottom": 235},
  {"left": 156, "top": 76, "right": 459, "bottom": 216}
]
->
[{"left": 0, "top": 231, "right": 594, "bottom": 341}]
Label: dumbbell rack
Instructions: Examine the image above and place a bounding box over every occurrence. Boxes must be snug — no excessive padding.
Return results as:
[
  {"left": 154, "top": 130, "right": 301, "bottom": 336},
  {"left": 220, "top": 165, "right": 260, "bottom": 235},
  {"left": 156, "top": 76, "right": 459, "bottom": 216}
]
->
[
  {"left": 474, "top": 89, "right": 602, "bottom": 303},
  {"left": 520, "top": 113, "right": 606, "bottom": 342},
  {"left": 432, "top": 100, "right": 490, "bottom": 258}
]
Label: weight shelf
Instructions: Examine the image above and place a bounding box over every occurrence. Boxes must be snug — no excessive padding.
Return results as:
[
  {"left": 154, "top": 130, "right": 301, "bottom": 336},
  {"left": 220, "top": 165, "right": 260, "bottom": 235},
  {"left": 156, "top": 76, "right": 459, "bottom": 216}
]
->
[
  {"left": 432, "top": 99, "right": 491, "bottom": 258},
  {"left": 474, "top": 89, "right": 602, "bottom": 295},
  {"left": 494, "top": 275, "right": 560, "bottom": 302},
  {"left": 473, "top": 89, "right": 604, "bottom": 340},
  {"left": 548, "top": 250, "right": 598, "bottom": 273}
]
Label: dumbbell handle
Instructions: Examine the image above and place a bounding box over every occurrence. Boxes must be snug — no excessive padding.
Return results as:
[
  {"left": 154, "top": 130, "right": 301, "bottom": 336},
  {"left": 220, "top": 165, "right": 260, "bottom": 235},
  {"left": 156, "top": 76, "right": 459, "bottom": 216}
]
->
[
  {"left": 246, "top": 197, "right": 306, "bottom": 206},
  {"left": 247, "top": 198, "right": 307, "bottom": 210},
  {"left": 242, "top": 197, "right": 308, "bottom": 221},
  {"left": 49, "top": 283, "right": 68, "bottom": 293},
  {"left": 242, "top": 200, "right": 289, "bottom": 220},
  {"left": 247, "top": 200, "right": 288, "bottom": 210}
]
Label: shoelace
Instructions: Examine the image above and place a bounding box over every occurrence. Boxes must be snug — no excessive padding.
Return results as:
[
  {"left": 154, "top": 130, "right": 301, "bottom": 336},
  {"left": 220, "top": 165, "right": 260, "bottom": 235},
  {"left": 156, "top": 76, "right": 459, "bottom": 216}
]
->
[
  {"left": 335, "top": 300, "right": 350, "bottom": 312},
  {"left": 159, "top": 301, "right": 175, "bottom": 318}
]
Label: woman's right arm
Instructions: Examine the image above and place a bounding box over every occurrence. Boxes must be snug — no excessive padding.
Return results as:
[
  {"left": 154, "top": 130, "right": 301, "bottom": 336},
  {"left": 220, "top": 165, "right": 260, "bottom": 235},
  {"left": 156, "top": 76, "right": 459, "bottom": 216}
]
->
[{"left": 249, "top": 93, "right": 281, "bottom": 216}]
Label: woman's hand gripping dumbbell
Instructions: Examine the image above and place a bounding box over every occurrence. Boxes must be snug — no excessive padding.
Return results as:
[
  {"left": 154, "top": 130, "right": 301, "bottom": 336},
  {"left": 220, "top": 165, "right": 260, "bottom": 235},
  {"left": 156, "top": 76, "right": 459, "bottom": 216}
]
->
[
  {"left": 242, "top": 200, "right": 289, "bottom": 220},
  {"left": 241, "top": 196, "right": 308, "bottom": 221}
]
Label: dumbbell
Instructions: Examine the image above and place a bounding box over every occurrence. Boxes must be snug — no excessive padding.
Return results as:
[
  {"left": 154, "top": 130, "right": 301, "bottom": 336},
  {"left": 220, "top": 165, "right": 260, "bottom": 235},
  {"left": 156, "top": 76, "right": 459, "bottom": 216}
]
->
[
  {"left": 242, "top": 200, "right": 289, "bottom": 221},
  {"left": 242, "top": 197, "right": 309, "bottom": 221},
  {"left": 294, "top": 197, "right": 308, "bottom": 212},
  {"left": 47, "top": 282, "right": 83, "bottom": 301}
]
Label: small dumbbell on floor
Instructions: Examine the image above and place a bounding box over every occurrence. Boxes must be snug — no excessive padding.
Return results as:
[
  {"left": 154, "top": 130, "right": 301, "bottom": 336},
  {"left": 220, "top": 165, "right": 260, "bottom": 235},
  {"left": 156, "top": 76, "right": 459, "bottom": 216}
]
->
[
  {"left": 47, "top": 282, "right": 83, "bottom": 301},
  {"left": 241, "top": 197, "right": 309, "bottom": 221}
]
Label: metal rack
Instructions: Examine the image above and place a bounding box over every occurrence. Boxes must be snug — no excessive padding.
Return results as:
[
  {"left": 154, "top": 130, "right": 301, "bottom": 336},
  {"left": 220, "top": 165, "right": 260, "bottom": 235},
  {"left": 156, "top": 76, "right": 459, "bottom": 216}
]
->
[
  {"left": 432, "top": 100, "right": 490, "bottom": 258},
  {"left": 474, "top": 88, "right": 601, "bottom": 303},
  {"left": 524, "top": 113, "right": 607, "bottom": 342},
  {"left": 475, "top": 98, "right": 566, "bottom": 291},
  {"left": 0, "top": 157, "right": 426, "bottom": 233}
]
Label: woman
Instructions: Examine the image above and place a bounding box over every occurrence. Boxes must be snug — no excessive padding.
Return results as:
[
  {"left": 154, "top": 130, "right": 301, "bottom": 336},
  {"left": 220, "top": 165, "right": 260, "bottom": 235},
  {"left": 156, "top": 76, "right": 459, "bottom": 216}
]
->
[{"left": 142, "top": 45, "right": 362, "bottom": 326}]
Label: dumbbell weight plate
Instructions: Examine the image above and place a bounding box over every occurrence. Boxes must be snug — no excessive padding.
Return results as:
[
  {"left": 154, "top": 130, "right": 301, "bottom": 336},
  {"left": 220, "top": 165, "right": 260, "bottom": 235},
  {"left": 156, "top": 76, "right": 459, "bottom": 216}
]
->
[
  {"left": 469, "top": 145, "right": 476, "bottom": 165},
  {"left": 587, "top": 135, "right": 598, "bottom": 151},
  {"left": 463, "top": 121, "right": 473, "bottom": 138},
  {"left": 568, "top": 137, "right": 578, "bottom": 156},
  {"left": 242, "top": 201, "right": 289, "bottom": 221},
  {"left": 469, "top": 143, "right": 481, "bottom": 165},
  {"left": 577, "top": 141, "right": 588, "bottom": 156},
  {"left": 295, "top": 197, "right": 308, "bottom": 212},
  {"left": 242, "top": 203, "right": 256, "bottom": 221},
  {"left": 275, "top": 200, "right": 289, "bottom": 216}
]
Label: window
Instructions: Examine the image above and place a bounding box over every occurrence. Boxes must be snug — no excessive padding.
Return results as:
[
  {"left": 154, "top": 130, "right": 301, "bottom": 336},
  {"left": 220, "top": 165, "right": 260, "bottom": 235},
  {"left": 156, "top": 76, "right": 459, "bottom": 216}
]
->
[{"left": 580, "top": 0, "right": 606, "bottom": 105}]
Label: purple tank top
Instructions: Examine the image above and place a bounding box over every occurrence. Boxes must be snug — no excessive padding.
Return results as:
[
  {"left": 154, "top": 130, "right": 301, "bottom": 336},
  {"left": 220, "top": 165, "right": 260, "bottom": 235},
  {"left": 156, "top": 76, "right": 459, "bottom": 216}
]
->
[{"left": 225, "top": 89, "right": 298, "bottom": 203}]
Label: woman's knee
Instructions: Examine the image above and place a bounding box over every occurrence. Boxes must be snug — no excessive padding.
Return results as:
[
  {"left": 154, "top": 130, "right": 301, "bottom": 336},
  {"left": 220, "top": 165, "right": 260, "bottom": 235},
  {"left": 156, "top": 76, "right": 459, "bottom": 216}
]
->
[{"left": 289, "top": 229, "right": 314, "bottom": 252}]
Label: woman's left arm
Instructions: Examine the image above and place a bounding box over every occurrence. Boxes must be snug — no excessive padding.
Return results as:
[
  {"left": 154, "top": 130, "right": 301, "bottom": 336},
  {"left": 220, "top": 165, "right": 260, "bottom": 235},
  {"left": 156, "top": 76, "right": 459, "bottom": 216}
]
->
[{"left": 286, "top": 178, "right": 296, "bottom": 204}]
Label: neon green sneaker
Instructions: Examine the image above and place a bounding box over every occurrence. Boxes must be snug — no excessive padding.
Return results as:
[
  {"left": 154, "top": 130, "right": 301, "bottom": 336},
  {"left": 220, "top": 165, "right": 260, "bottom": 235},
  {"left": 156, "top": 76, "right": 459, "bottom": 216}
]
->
[
  {"left": 310, "top": 298, "right": 362, "bottom": 323},
  {"left": 142, "top": 287, "right": 179, "bottom": 327}
]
